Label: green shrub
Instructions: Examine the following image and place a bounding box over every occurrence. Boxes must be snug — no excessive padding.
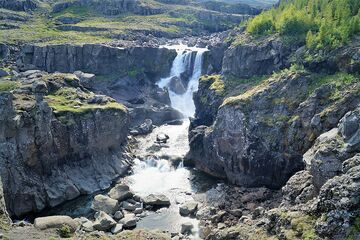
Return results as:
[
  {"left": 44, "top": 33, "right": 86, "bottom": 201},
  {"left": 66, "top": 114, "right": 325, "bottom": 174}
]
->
[
  {"left": 0, "top": 81, "right": 18, "bottom": 92},
  {"left": 247, "top": 11, "right": 274, "bottom": 35},
  {"left": 246, "top": 0, "right": 360, "bottom": 49},
  {"left": 57, "top": 224, "right": 73, "bottom": 238}
]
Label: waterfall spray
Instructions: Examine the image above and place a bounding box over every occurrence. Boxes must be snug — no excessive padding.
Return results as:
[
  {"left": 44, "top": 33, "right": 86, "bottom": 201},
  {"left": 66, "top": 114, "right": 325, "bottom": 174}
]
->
[{"left": 157, "top": 45, "right": 207, "bottom": 118}]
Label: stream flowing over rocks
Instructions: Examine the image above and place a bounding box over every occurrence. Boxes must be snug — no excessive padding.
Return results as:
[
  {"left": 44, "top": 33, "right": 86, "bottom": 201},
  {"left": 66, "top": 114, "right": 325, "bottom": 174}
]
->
[{"left": 0, "top": 12, "right": 359, "bottom": 239}]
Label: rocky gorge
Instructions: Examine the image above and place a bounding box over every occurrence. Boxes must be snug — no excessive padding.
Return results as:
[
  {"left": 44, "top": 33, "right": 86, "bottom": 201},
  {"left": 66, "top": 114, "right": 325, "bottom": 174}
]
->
[{"left": 0, "top": 0, "right": 359, "bottom": 239}]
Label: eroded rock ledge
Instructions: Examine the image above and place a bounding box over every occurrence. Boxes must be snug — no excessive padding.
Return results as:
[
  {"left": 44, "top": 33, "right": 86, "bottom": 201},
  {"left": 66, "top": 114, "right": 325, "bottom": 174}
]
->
[{"left": 0, "top": 71, "right": 131, "bottom": 217}]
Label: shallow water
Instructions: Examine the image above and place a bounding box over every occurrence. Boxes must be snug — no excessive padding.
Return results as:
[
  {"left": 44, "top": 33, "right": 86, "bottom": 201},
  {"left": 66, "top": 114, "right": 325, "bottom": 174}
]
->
[{"left": 124, "top": 119, "right": 217, "bottom": 238}]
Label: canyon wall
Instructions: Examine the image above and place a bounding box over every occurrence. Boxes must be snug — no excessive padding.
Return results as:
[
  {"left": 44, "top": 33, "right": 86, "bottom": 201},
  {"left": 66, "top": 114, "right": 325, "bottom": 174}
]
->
[
  {"left": 0, "top": 72, "right": 131, "bottom": 217},
  {"left": 189, "top": 36, "right": 360, "bottom": 189},
  {"left": 17, "top": 44, "right": 177, "bottom": 81}
]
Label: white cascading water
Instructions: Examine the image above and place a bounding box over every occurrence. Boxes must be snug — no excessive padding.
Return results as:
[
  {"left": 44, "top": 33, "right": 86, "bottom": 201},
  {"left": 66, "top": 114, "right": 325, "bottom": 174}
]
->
[
  {"left": 157, "top": 45, "right": 207, "bottom": 117},
  {"left": 123, "top": 45, "right": 210, "bottom": 237}
]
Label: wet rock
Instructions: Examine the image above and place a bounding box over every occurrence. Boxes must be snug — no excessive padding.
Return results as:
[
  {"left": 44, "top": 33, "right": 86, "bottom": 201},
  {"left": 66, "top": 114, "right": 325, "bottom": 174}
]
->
[
  {"left": 108, "top": 183, "right": 133, "bottom": 201},
  {"left": 34, "top": 216, "right": 77, "bottom": 232},
  {"left": 134, "top": 119, "right": 153, "bottom": 135},
  {"left": 179, "top": 201, "right": 198, "bottom": 216},
  {"left": 111, "top": 223, "right": 123, "bottom": 234},
  {"left": 169, "top": 76, "right": 186, "bottom": 94},
  {"left": 143, "top": 194, "right": 170, "bottom": 207},
  {"left": 119, "top": 213, "right": 137, "bottom": 228},
  {"left": 180, "top": 222, "right": 193, "bottom": 235},
  {"left": 156, "top": 133, "right": 170, "bottom": 144},
  {"left": 114, "top": 211, "right": 124, "bottom": 220},
  {"left": 134, "top": 207, "right": 143, "bottom": 214},
  {"left": 91, "top": 194, "right": 118, "bottom": 215},
  {"left": 121, "top": 201, "right": 136, "bottom": 211}
]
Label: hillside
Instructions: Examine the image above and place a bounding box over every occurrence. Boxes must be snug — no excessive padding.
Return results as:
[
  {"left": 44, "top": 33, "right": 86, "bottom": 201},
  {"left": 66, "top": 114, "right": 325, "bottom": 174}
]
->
[{"left": 0, "top": 0, "right": 263, "bottom": 45}]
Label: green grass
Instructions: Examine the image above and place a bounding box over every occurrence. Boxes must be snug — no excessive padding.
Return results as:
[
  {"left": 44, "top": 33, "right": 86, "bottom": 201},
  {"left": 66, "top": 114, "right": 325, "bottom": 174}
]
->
[
  {"left": 347, "top": 216, "right": 360, "bottom": 240},
  {"left": 45, "top": 87, "right": 126, "bottom": 115},
  {"left": 200, "top": 74, "right": 225, "bottom": 95},
  {"left": 0, "top": 81, "right": 18, "bottom": 92},
  {"left": 246, "top": 0, "right": 360, "bottom": 49},
  {"left": 308, "top": 72, "right": 358, "bottom": 98}
]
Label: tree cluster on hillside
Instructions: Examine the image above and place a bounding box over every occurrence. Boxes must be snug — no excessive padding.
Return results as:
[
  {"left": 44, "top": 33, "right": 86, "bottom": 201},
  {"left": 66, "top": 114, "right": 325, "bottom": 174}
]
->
[{"left": 247, "top": 0, "right": 360, "bottom": 49}]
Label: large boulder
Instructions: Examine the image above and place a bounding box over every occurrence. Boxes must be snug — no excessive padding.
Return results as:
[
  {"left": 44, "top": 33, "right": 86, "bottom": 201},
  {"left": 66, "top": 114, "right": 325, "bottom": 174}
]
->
[
  {"left": 168, "top": 76, "right": 186, "bottom": 94},
  {"left": 179, "top": 201, "right": 198, "bottom": 216},
  {"left": 91, "top": 194, "right": 118, "bottom": 215},
  {"left": 34, "top": 216, "right": 77, "bottom": 232},
  {"left": 93, "top": 211, "right": 117, "bottom": 231},
  {"left": 143, "top": 194, "right": 170, "bottom": 207},
  {"left": 119, "top": 213, "right": 137, "bottom": 228},
  {"left": 108, "top": 183, "right": 133, "bottom": 201}
]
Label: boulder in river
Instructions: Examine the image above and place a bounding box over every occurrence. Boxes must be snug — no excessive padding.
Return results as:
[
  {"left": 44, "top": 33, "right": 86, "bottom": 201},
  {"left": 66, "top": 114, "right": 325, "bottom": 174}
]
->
[
  {"left": 181, "top": 222, "right": 194, "bottom": 235},
  {"left": 179, "top": 201, "right": 198, "bottom": 216},
  {"left": 119, "top": 213, "right": 137, "bottom": 228},
  {"left": 143, "top": 194, "right": 170, "bottom": 207},
  {"left": 108, "top": 183, "right": 133, "bottom": 201},
  {"left": 34, "top": 216, "right": 77, "bottom": 232},
  {"left": 111, "top": 223, "right": 123, "bottom": 234},
  {"left": 91, "top": 194, "right": 118, "bottom": 215},
  {"left": 93, "top": 211, "right": 117, "bottom": 231},
  {"left": 133, "top": 119, "right": 154, "bottom": 135},
  {"left": 121, "top": 201, "right": 136, "bottom": 211},
  {"left": 156, "top": 133, "right": 170, "bottom": 144},
  {"left": 169, "top": 76, "right": 187, "bottom": 94}
]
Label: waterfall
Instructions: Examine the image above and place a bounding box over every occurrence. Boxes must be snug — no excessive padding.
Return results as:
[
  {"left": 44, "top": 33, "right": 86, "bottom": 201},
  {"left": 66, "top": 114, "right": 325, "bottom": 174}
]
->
[{"left": 157, "top": 45, "right": 207, "bottom": 118}]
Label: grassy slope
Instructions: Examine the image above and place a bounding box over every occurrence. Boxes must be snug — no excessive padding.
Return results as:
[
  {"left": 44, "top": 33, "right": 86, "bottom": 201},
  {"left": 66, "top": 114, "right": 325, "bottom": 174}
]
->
[{"left": 0, "top": 0, "right": 249, "bottom": 45}]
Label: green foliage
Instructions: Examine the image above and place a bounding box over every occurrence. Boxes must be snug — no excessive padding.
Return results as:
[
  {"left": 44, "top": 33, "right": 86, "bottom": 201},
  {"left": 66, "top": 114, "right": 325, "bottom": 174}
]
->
[
  {"left": 309, "top": 72, "right": 358, "bottom": 97},
  {"left": 247, "top": 11, "right": 274, "bottom": 35},
  {"left": 45, "top": 87, "right": 126, "bottom": 116},
  {"left": 0, "top": 81, "right": 18, "bottom": 92},
  {"left": 347, "top": 216, "right": 360, "bottom": 240},
  {"left": 57, "top": 224, "right": 73, "bottom": 238},
  {"left": 247, "top": 0, "right": 360, "bottom": 49},
  {"left": 200, "top": 75, "right": 225, "bottom": 95}
]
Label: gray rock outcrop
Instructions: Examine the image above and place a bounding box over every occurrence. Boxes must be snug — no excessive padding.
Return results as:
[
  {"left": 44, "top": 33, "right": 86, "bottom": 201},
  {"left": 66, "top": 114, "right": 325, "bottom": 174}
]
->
[
  {"left": 0, "top": 73, "right": 131, "bottom": 217},
  {"left": 17, "top": 44, "right": 176, "bottom": 79},
  {"left": 222, "top": 36, "right": 294, "bottom": 78},
  {"left": 189, "top": 72, "right": 360, "bottom": 188}
]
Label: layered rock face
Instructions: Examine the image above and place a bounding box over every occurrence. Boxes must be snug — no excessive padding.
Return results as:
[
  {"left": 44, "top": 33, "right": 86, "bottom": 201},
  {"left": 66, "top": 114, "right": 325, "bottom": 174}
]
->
[
  {"left": 17, "top": 44, "right": 176, "bottom": 80},
  {"left": 0, "top": 0, "right": 38, "bottom": 11},
  {"left": 53, "top": 0, "right": 163, "bottom": 16},
  {"left": 189, "top": 72, "right": 360, "bottom": 188},
  {"left": 0, "top": 72, "right": 131, "bottom": 217},
  {"left": 222, "top": 36, "right": 295, "bottom": 78}
]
